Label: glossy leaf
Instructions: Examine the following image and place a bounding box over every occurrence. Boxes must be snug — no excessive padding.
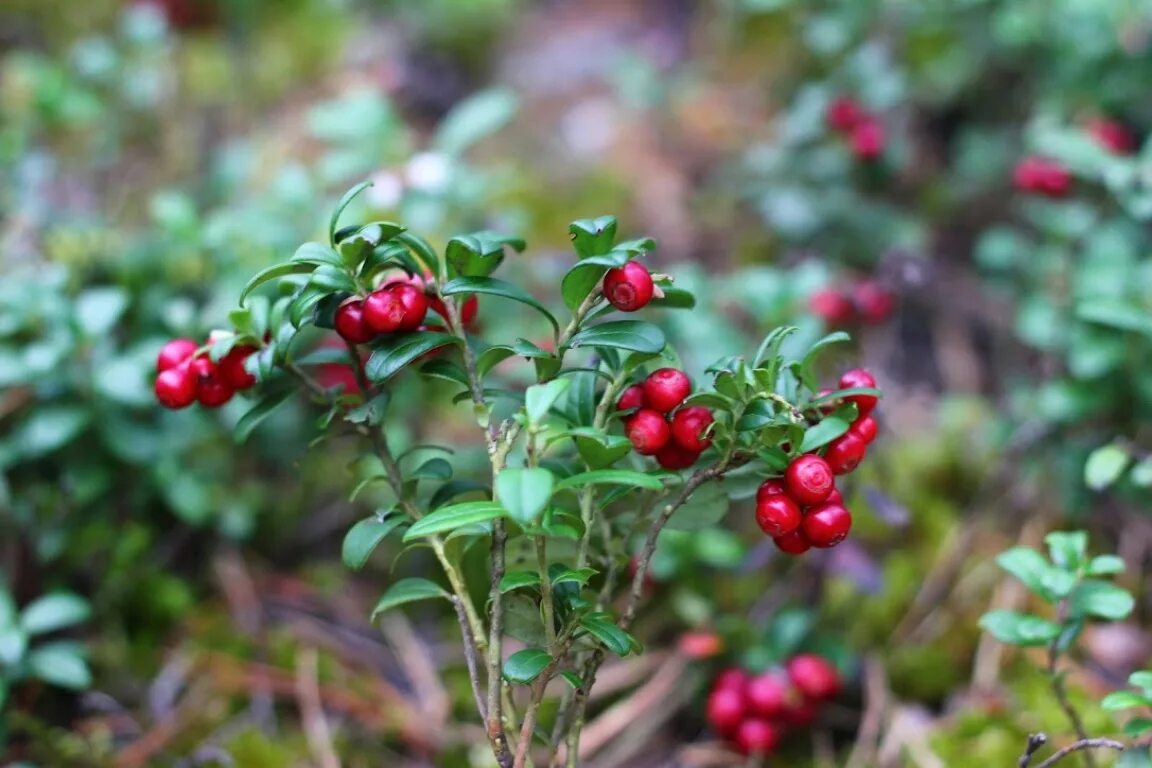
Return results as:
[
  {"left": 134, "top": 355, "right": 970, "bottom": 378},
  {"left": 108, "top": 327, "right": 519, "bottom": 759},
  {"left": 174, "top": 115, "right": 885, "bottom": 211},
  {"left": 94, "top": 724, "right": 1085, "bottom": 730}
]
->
[
  {"left": 799, "top": 416, "right": 851, "bottom": 452},
  {"left": 579, "top": 613, "right": 637, "bottom": 656},
  {"left": 441, "top": 277, "right": 558, "bottom": 332},
  {"left": 495, "top": 467, "right": 554, "bottom": 526},
  {"left": 503, "top": 648, "right": 553, "bottom": 684},
  {"left": 365, "top": 332, "right": 461, "bottom": 384},
  {"left": 329, "top": 180, "right": 374, "bottom": 246},
  {"left": 567, "top": 321, "right": 666, "bottom": 354},
  {"left": 1069, "top": 579, "right": 1135, "bottom": 620},
  {"left": 342, "top": 514, "right": 404, "bottom": 570},
  {"left": 978, "top": 610, "right": 1062, "bottom": 646},
  {"left": 525, "top": 378, "right": 571, "bottom": 426},
  {"left": 234, "top": 384, "right": 296, "bottom": 444},
  {"left": 554, "top": 469, "right": 665, "bottom": 492},
  {"left": 499, "top": 571, "right": 542, "bottom": 593},
  {"left": 1045, "top": 531, "right": 1088, "bottom": 570},
  {"left": 370, "top": 578, "right": 450, "bottom": 619},
  {"left": 1102, "top": 691, "right": 1151, "bottom": 711},
  {"left": 403, "top": 501, "right": 506, "bottom": 541},
  {"left": 568, "top": 216, "right": 618, "bottom": 259}
]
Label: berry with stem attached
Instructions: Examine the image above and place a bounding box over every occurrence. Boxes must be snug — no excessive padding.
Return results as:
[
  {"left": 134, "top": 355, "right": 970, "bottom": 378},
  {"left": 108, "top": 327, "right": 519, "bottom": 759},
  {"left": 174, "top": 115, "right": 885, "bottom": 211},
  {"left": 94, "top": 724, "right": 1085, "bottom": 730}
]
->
[{"left": 191, "top": 357, "right": 234, "bottom": 408}]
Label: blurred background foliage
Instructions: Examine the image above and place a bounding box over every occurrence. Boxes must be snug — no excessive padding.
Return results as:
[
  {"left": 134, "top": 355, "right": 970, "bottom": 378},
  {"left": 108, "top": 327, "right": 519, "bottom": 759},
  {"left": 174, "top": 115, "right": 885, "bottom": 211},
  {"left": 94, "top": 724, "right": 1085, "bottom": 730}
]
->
[{"left": 2, "top": 0, "right": 1152, "bottom": 765}]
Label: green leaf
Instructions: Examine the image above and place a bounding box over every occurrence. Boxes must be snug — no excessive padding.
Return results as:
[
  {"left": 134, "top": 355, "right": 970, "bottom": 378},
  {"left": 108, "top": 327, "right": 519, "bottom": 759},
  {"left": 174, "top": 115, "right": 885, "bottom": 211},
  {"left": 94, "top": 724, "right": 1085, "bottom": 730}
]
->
[
  {"left": 370, "top": 578, "right": 450, "bottom": 619},
  {"left": 567, "top": 321, "right": 666, "bottom": 355},
  {"left": 650, "top": 287, "right": 695, "bottom": 309},
  {"left": 20, "top": 593, "right": 90, "bottom": 635},
  {"left": 1069, "top": 580, "right": 1135, "bottom": 620},
  {"left": 345, "top": 392, "right": 391, "bottom": 426},
  {"left": 996, "top": 547, "right": 1072, "bottom": 602},
  {"left": 560, "top": 252, "right": 630, "bottom": 312},
  {"left": 240, "top": 262, "right": 315, "bottom": 306},
  {"left": 978, "top": 610, "right": 1062, "bottom": 646},
  {"left": 667, "top": 483, "right": 729, "bottom": 531},
  {"left": 1124, "top": 720, "right": 1152, "bottom": 739},
  {"left": 1046, "top": 531, "right": 1088, "bottom": 571},
  {"left": 568, "top": 217, "right": 618, "bottom": 259},
  {"left": 554, "top": 469, "right": 665, "bottom": 492},
  {"left": 799, "top": 331, "right": 851, "bottom": 390},
  {"left": 1130, "top": 671, "right": 1152, "bottom": 691},
  {"left": 1077, "top": 300, "right": 1152, "bottom": 338},
  {"left": 560, "top": 671, "right": 583, "bottom": 690},
  {"left": 365, "top": 332, "right": 461, "bottom": 384},
  {"left": 550, "top": 566, "right": 597, "bottom": 587},
  {"left": 441, "top": 277, "right": 558, "bottom": 333},
  {"left": 499, "top": 571, "right": 542, "bottom": 593},
  {"left": 1085, "top": 444, "right": 1131, "bottom": 490},
  {"left": 14, "top": 407, "right": 90, "bottom": 460},
  {"left": 342, "top": 514, "right": 404, "bottom": 570},
  {"left": 403, "top": 501, "right": 506, "bottom": 541},
  {"left": 735, "top": 400, "right": 786, "bottom": 432},
  {"left": 0, "top": 626, "right": 27, "bottom": 666},
  {"left": 579, "top": 613, "right": 637, "bottom": 656},
  {"left": 800, "top": 416, "right": 851, "bottom": 452},
  {"left": 1102, "top": 691, "right": 1151, "bottom": 711},
  {"left": 444, "top": 232, "right": 522, "bottom": 278},
  {"left": 234, "top": 385, "right": 295, "bottom": 444},
  {"left": 752, "top": 326, "right": 798, "bottom": 368},
  {"left": 434, "top": 88, "right": 518, "bottom": 155},
  {"left": 477, "top": 345, "right": 517, "bottom": 377},
  {"left": 810, "top": 387, "right": 883, "bottom": 407},
  {"left": 503, "top": 648, "right": 553, "bottom": 684},
  {"left": 1131, "top": 458, "right": 1152, "bottom": 487},
  {"left": 1117, "top": 745, "right": 1152, "bottom": 768},
  {"left": 412, "top": 458, "right": 453, "bottom": 481},
  {"left": 27, "top": 643, "right": 91, "bottom": 690},
  {"left": 329, "top": 180, "right": 374, "bottom": 246},
  {"left": 291, "top": 241, "right": 345, "bottom": 268},
  {"left": 74, "top": 287, "right": 128, "bottom": 337},
  {"left": 571, "top": 428, "right": 633, "bottom": 469},
  {"left": 495, "top": 468, "right": 554, "bottom": 526},
  {"left": 525, "top": 378, "right": 571, "bottom": 427},
  {"left": 419, "top": 358, "right": 469, "bottom": 386},
  {"left": 1087, "top": 555, "right": 1126, "bottom": 576},
  {"left": 429, "top": 480, "right": 490, "bottom": 509}
]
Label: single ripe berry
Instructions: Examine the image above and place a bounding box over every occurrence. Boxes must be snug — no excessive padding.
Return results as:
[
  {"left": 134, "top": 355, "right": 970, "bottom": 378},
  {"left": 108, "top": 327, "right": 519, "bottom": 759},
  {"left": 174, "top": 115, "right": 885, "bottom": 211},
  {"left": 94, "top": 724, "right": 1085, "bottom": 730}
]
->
[
  {"left": 655, "top": 442, "right": 701, "bottom": 470},
  {"left": 773, "top": 530, "right": 811, "bottom": 555},
  {"left": 809, "top": 288, "right": 855, "bottom": 326},
  {"left": 1013, "top": 156, "right": 1070, "bottom": 198},
  {"left": 755, "top": 478, "right": 786, "bottom": 504},
  {"left": 850, "top": 119, "right": 885, "bottom": 160},
  {"left": 825, "top": 432, "right": 868, "bottom": 475},
  {"left": 745, "top": 672, "right": 791, "bottom": 719},
  {"left": 390, "top": 283, "right": 430, "bottom": 332},
  {"left": 756, "top": 495, "right": 801, "bottom": 538},
  {"left": 190, "top": 357, "right": 234, "bottom": 408},
  {"left": 219, "top": 345, "right": 257, "bottom": 390},
  {"left": 616, "top": 384, "right": 647, "bottom": 411},
  {"left": 853, "top": 280, "right": 895, "bottom": 325},
  {"left": 643, "top": 368, "right": 691, "bottom": 413},
  {"left": 784, "top": 455, "right": 835, "bottom": 506},
  {"left": 670, "top": 406, "right": 713, "bottom": 452},
  {"left": 826, "top": 487, "right": 844, "bottom": 505},
  {"left": 363, "top": 288, "right": 405, "bottom": 334},
  {"left": 734, "top": 718, "right": 780, "bottom": 756},
  {"left": 155, "top": 364, "right": 197, "bottom": 409},
  {"left": 678, "top": 631, "right": 724, "bottom": 659},
  {"left": 625, "top": 409, "right": 671, "bottom": 455},
  {"left": 786, "top": 654, "right": 842, "bottom": 701},
  {"left": 838, "top": 368, "right": 878, "bottom": 417},
  {"left": 801, "top": 502, "right": 852, "bottom": 548},
  {"left": 826, "top": 96, "right": 864, "bottom": 132},
  {"left": 334, "top": 299, "right": 375, "bottom": 344},
  {"left": 603, "top": 260, "right": 655, "bottom": 312},
  {"left": 157, "top": 338, "right": 199, "bottom": 372},
  {"left": 714, "top": 668, "right": 750, "bottom": 693},
  {"left": 706, "top": 686, "right": 746, "bottom": 737},
  {"left": 1086, "top": 118, "right": 1135, "bottom": 155},
  {"left": 851, "top": 416, "right": 877, "bottom": 444}
]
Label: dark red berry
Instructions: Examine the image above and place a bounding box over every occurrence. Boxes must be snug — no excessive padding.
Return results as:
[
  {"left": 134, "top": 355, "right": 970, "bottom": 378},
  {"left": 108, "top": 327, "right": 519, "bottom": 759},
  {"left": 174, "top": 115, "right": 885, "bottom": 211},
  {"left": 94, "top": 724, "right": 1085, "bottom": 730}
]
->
[
  {"left": 219, "top": 345, "right": 257, "bottom": 390},
  {"left": 363, "top": 288, "right": 405, "bottom": 334},
  {"left": 190, "top": 357, "right": 234, "bottom": 408},
  {"left": 655, "top": 442, "right": 701, "bottom": 470},
  {"left": 853, "top": 280, "right": 895, "bottom": 324},
  {"left": 391, "top": 283, "right": 430, "bottom": 333},
  {"left": 826, "top": 487, "right": 844, "bottom": 505},
  {"left": 784, "top": 455, "right": 835, "bottom": 506},
  {"left": 825, "top": 432, "right": 868, "bottom": 475},
  {"left": 643, "top": 368, "right": 691, "bottom": 413},
  {"left": 155, "top": 364, "right": 196, "bottom": 409},
  {"left": 670, "top": 406, "right": 713, "bottom": 452},
  {"left": 773, "top": 530, "right": 811, "bottom": 555},
  {"left": 1013, "top": 156, "right": 1070, "bottom": 197},
  {"left": 157, "top": 338, "right": 198, "bottom": 372},
  {"left": 734, "top": 718, "right": 780, "bottom": 756},
  {"left": 334, "top": 299, "right": 375, "bottom": 344},
  {"left": 850, "top": 118, "right": 885, "bottom": 160},
  {"left": 625, "top": 409, "right": 671, "bottom": 455},
  {"left": 706, "top": 687, "right": 745, "bottom": 737},
  {"left": 616, "top": 384, "right": 647, "bottom": 412},
  {"left": 781, "top": 698, "right": 821, "bottom": 727},
  {"left": 603, "top": 260, "right": 655, "bottom": 312},
  {"left": 851, "top": 415, "right": 877, "bottom": 444},
  {"left": 714, "top": 667, "right": 750, "bottom": 693},
  {"left": 787, "top": 654, "right": 842, "bottom": 701},
  {"left": 745, "top": 672, "right": 791, "bottom": 719},
  {"left": 1086, "top": 118, "right": 1135, "bottom": 154},
  {"left": 809, "top": 288, "right": 855, "bottom": 326},
  {"left": 756, "top": 495, "right": 801, "bottom": 538},
  {"left": 756, "top": 478, "right": 786, "bottom": 504},
  {"left": 801, "top": 502, "right": 852, "bottom": 548},
  {"left": 838, "top": 368, "right": 878, "bottom": 417},
  {"left": 826, "top": 96, "right": 864, "bottom": 132}
]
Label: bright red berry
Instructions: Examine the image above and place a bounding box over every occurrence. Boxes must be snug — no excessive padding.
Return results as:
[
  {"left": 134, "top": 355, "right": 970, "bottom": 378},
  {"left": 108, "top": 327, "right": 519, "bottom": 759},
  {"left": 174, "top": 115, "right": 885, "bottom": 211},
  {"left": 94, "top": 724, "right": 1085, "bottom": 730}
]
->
[
  {"left": 1086, "top": 118, "right": 1135, "bottom": 155},
  {"left": 825, "top": 432, "right": 868, "bottom": 475},
  {"left": 616, "top": 384, "right": 647, "bottom": 411},
  {"left": 756, "top": 495, "right": 801, "bottom": 538},
  {"left": 706, "top": 687, "right": 746, "bottom": 736},
  {"left": 190, "top": 357, "right": 234, "bottom": 408},
  {"left": 714, "top": 668, "right": 749, "bottom": 693},
  {"left": 655, "top": 442, "right": 701, "bottom": 470},
  {"left": 390, "top": 283, "right": 430, "bottom": 332},
  {"left": 756, "top": 478, "right": 786, "bottom": 504},
  {"left": 809, "top": 288, "right": 856, "bottom": 326},
  {"left": 826, "top": 96, "right": 864, "bottom": 132},
  {"left": 1013, "top": 156, "right": 1070, "bottom": 198},
  {"left": 154, "top": 363, "right": 197, "bottom": 409},
  {"left": 853, "top": 280, "right": 895, "bottom": 324},
  {"left": 157, "top": 338, "right": 198, "bottom": 372},
  {"left": 603, "top": 261, "right": 655, "bottom": 312},
  {"left": 625, "top": 409, "right": 671, "bottom": 455},
  {"left": 787, "top": 654, "right": 842, "bottom": 701},
  {"left": 745, "top": 672, "right": 791, "bottom": 719},
  {"left": 734, "top": 718, "right": 780, "bottom": 756},
  {"left": 850, "top": 118, "right": 885, "bottom": 160},
  {"left": 784, "top": 455, "right": 835, "bottom": 506},
  {"left": 801, "top": 502, "right": 852, "bottom": 548},
  {"left": 334, "top": 299, "right": 375, "bottom": 344},
  {"left": 219, "top": 345, "right": 257, "bottom": 390},
  {"left": 773, "top": 530, "right": 811, "bottom": 555},
  {"left": 643, "top": 368, "right": 691, "bottom": 413},
  {"left": 363, "top": 288, "right": 405, "bottom": 334},
  {"left": 851, "top": 416, "right": 878, "bottom": 444},
  {"left": 838, "top": 368, "right": 878, "bottom": 417},
  {"left": 670, "top": 406, "right": 713, "bottom": 452},
  {"left": 826, "top": 487, "right": 844, "bottom": 505}
]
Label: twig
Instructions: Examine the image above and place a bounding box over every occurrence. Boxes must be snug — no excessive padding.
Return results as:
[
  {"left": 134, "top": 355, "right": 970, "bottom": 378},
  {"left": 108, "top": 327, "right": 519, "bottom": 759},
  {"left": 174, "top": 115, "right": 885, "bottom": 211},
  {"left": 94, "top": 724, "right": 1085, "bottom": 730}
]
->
[
  {"left": 1045, "top": 602, "right": 1095, "bottom": 768},
  {"left": 453, "top": 596, "right": 489, "bottom": 723},
  {"left": 1017, "top": 733, "right": 1125, "bottom": 768},
  {"left": 294, "top": 647, "right": 340, "bottom": 768}
]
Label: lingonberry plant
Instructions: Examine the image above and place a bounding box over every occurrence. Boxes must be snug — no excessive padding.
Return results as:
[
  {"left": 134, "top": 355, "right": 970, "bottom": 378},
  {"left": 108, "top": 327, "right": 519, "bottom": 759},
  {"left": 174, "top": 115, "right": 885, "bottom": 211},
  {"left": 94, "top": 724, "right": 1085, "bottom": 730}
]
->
[{"left": 153, "top": 182, "right": 882, "bottom": 766}]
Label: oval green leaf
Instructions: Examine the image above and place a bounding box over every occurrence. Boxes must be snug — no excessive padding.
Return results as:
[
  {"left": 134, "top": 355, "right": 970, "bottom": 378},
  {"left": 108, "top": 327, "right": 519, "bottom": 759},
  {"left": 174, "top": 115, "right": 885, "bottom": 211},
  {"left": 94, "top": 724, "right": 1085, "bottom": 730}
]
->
[
  {"left": 403, "top": 501, "right": 506, "bottom": 541},
  {"left": 370, "top": 578, "right": 450, "bottom": 619},
  {"left": 365, "top": 332, "right": 461, "bottom": 384}
]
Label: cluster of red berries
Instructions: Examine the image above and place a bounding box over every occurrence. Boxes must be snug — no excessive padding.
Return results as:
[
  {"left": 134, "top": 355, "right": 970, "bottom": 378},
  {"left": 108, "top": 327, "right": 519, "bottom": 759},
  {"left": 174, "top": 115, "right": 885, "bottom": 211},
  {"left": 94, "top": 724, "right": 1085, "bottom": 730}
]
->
[
  {"left": 825, "top": 96, "right": 885, "bottom": 161},
  {"left": 602, "top": 260, "right": 655, "bottom": 312},
  {"left": 808, "top": 279, "right": 894, "bottom": 327},
  {"left": 333, "top": 273, "right": 478, "bottom": 345},
  {"left": 617, "top": 368, "right": 713, "bottom": 470},
  {"left": 154, "top": 337, "right": 256, "bottom": 409},
  {"left": 756, "top": 369, "right": 879, "bottom": 555},
  {"left": 706, "top": 654, "right": 842, "bottom": 756}
]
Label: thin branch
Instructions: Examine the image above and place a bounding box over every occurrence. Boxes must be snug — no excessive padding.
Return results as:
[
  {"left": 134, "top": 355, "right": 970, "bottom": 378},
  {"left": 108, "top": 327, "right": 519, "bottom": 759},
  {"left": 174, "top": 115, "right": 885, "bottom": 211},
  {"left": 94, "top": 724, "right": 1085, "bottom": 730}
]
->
[
  {"left": 1046, "top": 602, "right": 1095, "bottom": 768},
  {"left": 453, "top": 596, "right": 489, "bottom": 723},
  {"left": 1016, "top": 733, "right": 1125, "bottom": 768}
]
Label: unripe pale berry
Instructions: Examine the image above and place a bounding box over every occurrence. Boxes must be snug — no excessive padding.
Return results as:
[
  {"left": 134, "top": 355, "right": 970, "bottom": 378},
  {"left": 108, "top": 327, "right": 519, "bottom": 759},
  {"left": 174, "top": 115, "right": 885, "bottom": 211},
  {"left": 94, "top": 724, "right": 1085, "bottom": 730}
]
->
[
  {"left": 654, "top": 442, "right": 700, "bottom": 470},
  {"left": 784, "top": 455, "right": 835, "bottom": 506},
  {"left": 670, "top": 406, "right": 713, "bottom": 452},
  {"left": 155, "top": 364, "right": 197, "bottom": 409},
  {"left": 602, "top": 260, "right": 655, "bottom": 312},
  {"left": 334, "top": 299, "right": 375, "bottom": 344},
  {"left": 157, "top": 338, "right": 198, "bottom": 373},
  {"left": 787, "top": 654, "right": 842, "bottom": 701},
  {"left": 625, "top": 409, "right": 671, "bottom": 455},
  {"left": 756, "top": 495, "right": 801, "bottom": 538},
  {"left": 734, "top": 718, "right": 780, "bottom": 756},
  {"left": 219, "top": 345, "right": 257, "bottom": 390},
  {"left": 825, "top": 432, "right": 868, "bottom": 475},
  {"left": 838, "top": 368, "right": 878, "bottom": 417},
  {"left": 801, "top": 502, "right": 852, "bottom": 548},
  {"left": 616, "top": 384, "right": 647, "bottom": 411},
  {"left": 643, "top": 368, "right": 691, "bottom": 413},
  {"left": 678, "top": 631, "right": 724, "bottom": 659}
]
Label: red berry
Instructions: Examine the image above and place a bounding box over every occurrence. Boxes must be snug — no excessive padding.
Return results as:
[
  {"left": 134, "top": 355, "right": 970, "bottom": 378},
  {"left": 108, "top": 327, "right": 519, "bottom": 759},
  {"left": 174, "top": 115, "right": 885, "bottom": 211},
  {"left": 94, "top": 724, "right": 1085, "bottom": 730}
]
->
[
  {"left": 678, "top": 631, "right": 724, "bottom": 659},
  {"left": 643, "top": 368, "right": 691, "bottom": 413},
  {"left": 826, "top": 487, "right": 844, "bottom": 505},
  {"left": 602, "top": 261, "right": 655, "bottom": 312},
  {"left": 655, "top": 442, "right": 701, "bottom": 470},
  {"left": 670, "top": 406, "right": 713, "bottom": 452},
  {"left": 390, "top": 283, "right": 430, "bottom": 333},
  {"left": 625, "top": 409, "right": 671, "bottom": 455},
  {"left": 850, "top": 119, "right": 885, "bottom": 160},
  {"left": 773, "top": 530, "right": 811, "bottom": 555},
  {"left": 616, "top": 384, "right": 647, "bottom": 412},
  {"left": 755, "top": 478, "right": 786, "bottom": 504},
  {"left": 851, "top": 416, "right": 878, "bottom": 444},
  {"left": 706, "top": 687, "right": 746, "bottom": 737},
  {"left": 809, "top": 288, "right": 856, "bottom": 326},
  {"left": 745, "top": 672, "right": 791, "bottom": 719},
  {"left": 734, "top": 718, "right": 780, "bottom": 756},
  {"left": 781, "top": 698, "right": 821, "bottom": 727},
  {"left": 1086, "top": 118, "right": 1134, "bottom": 155},
  {"left": 786, "top": 654, "right": 842, "bottom": 701},
  {"left": 784, "top": 455, "right": 835, "bottom": 506},
  {"left": 826, "top": 96, "right": 864, "bottom": 133},
  {"left": 853, "top": 280, "right": 895, "bottom": 325},
  {"left": 838, "top": 368, "right": 878, "bottom": 417},
  {"left": 714, "top": 668, "right": 750, "bottom": 693},
  {"left": 801, "top": 502, "right": 852, "bottom": 548},
  {"left": 154, "top": 364, "right": 197, "bottom": 409},
  {"left": 1013, "top": 156, "right": 1070, "bottom": 198},
  {"left": 190, "top": 357, "right": 234, "bottom": 408},
  {"left": 219, "top": 345, "right": 257, "bottom": 390},
  {"left": 157, "top": 338, "right": 198, "bottom": 372},
  {"left": 756, "top": 495, "right": 801, "bottom": 538},
  {"left": 363, "top": 288, "right": 404, "bottom": 334},
  {"left": 825, "top": 432, "right": 868, "bottom": 475},
  {"left": 334, "top": 299, "right": 374, "bottom": 344}
]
